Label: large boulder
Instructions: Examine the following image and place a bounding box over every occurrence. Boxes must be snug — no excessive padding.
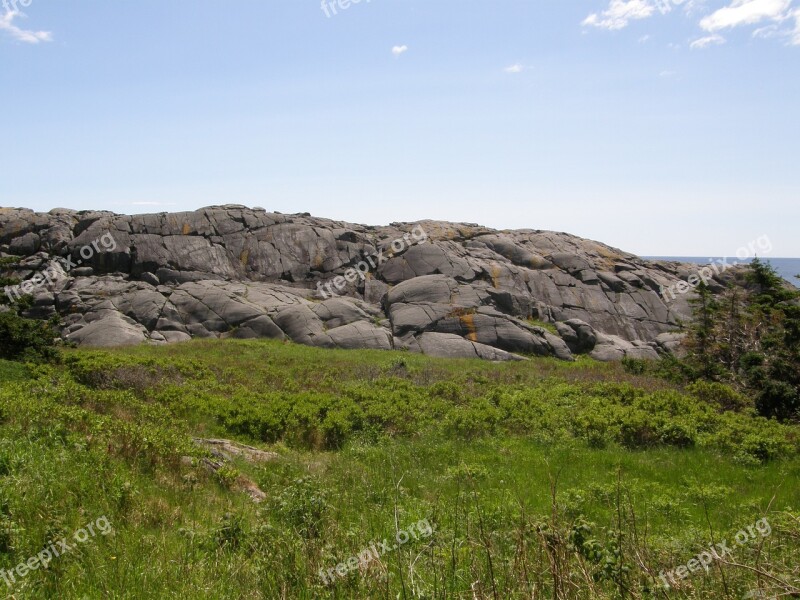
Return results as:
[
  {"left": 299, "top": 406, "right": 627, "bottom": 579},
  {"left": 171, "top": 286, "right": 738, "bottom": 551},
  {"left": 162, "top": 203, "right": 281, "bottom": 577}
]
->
[
  {"left": 66, "top": 313, "right": 148, "bottom": 348},
  {"left": 9, "top": 232, "right": 40, "bottom": 255},
  {"left": 589, "top": 334, "right": 660, "bottom": 362},
  {"left": 414, "top": 332, "right": 527, "bottom": 362},
  {"left": 555, "top": 319, "right": 598, "bottom": 354}
]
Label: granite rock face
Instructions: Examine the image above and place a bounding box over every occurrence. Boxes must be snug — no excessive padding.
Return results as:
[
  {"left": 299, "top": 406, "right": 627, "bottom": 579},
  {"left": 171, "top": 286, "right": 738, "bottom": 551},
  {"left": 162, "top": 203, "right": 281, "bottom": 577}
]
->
[{"left": 1, "top": 205, "right": 709, "bottom": 361}]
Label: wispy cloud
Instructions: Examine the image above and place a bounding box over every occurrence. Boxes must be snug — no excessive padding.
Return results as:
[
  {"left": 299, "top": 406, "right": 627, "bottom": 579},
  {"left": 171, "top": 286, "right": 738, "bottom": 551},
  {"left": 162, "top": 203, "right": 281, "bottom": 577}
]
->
[
  {"left": 791, "top": 8, "right": 800, "bottom": 44},
  {"left": 691, "top": 33, "right": 727, "bottom": 47},
  {"left": 752, "top": 23, "right": 781, "bottom": 37},
  {"left": 0, "top": 8, "right": 52, "bottom": 44},
  {"left": 581, "top": 0, "right": 798, "bottom": 46},
  {"left": 503, "top": 63, "right": 526, "bottom": 73},
  {"left": 391, "top": 45, "right": 408, "bottom": 57},
  {"left": 699, "top": 0, "right": 791, "bottom": 32},
  {"left": 679, "top": 0, "right": 713, "bottom": 17},
  {"left": 747, "top": 6, "right": 800, "bottom": 44},
  {"left": 582, "top": 0, "right": 656, "bottom": 30}
]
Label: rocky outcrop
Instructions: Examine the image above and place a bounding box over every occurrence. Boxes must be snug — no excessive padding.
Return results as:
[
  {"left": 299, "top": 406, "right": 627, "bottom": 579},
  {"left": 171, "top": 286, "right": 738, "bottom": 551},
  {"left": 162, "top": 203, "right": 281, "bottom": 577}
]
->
[{"left": 1, "top": 205, "right": 714, "bottom": 361}]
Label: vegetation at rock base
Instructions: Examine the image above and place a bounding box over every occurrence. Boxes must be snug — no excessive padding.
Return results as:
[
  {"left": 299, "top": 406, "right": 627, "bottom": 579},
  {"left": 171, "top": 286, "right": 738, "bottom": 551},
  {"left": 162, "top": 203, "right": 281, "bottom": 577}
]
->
[
  {"left": 632, "top": 259, "right": 800, "bottom": 424},
  {"left": 1, "top": 256, "right": 60, "bottom": 364},
  {"left": 0, "top": 303, "right": 60, "bottom": 364},
  {"left": 0, "top": 332, "right": 798, "bottom": 598}
]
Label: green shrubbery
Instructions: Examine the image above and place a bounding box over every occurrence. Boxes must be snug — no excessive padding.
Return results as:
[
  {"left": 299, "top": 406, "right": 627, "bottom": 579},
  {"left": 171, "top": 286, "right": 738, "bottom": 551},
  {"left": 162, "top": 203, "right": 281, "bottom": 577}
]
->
[
  {"left": 0, "top": 307, "right": 60, "bottom": 363},
  {"left": 0, "top": 339, "right": 798, "bottom": 598},
  {"left": 679, "top": 260, "right": 800, "bottom": 422},
  {"left": 57, "top": 346, "right": 799, "bottom": 464},
  {"left": 0, "top": 259, "right": 60, "bottom": 362}
]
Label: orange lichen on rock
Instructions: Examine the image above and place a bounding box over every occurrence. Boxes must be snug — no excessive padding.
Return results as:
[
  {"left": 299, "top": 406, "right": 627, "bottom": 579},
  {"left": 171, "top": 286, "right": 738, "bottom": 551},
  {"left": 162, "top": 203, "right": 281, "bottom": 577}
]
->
[{"left": 460, "top": 312, "right": 478, "bottom": 342}]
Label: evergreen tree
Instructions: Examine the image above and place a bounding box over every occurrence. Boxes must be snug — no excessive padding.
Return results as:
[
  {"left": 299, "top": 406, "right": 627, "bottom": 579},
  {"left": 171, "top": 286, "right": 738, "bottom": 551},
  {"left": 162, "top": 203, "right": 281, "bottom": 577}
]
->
[
  {"left": 0, "top": 256, "right": 60, "bottom": 362},
  {"left": 740, "top": 259, "right": 800, "bottom": 420},
  {"left": 682, "top": 259, "right": 799, "bottom": 421},
  {"left": 685, "top": 281, "right": 724, "bottom": 380}
]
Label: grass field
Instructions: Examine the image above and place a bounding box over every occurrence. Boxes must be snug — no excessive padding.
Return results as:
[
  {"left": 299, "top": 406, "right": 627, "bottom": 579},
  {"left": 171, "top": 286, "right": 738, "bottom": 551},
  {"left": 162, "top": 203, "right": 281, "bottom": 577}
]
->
[{"left": 0, "top": 339, "right": 798, "bottom": 598}]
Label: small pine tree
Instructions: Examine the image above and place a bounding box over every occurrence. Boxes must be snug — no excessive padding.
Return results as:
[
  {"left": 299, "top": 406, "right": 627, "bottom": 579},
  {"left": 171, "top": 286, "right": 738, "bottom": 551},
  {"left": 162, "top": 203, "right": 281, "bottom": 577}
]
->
[
  {"left": 681, "top": 259, "right": 799, "bottom": 421},
  {"left": 685, "top": 281, "right": 724, "bottom": 380},
  {"left": 741, "top": 259, "right": 800, "bottom": 420}
]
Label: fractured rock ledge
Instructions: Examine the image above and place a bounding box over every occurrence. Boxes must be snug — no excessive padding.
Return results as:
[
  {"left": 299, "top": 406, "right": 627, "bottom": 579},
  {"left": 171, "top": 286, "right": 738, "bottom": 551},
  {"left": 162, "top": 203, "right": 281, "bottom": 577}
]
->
[{"left": 0, "top": 205, "right": 712, "bottom": 361}]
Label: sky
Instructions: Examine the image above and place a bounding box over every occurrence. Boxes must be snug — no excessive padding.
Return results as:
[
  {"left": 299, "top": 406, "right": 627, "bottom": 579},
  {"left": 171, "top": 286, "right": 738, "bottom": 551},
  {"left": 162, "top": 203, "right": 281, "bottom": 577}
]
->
[{"left": 1, "top": 0, "right": 799, "bottom": 257}]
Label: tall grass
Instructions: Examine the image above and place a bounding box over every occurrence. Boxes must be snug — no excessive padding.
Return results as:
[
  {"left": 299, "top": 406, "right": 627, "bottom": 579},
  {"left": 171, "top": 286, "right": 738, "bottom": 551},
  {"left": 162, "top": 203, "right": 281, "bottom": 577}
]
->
[{"left": 0, "top": 341, "right": 798, "bottom": 598}]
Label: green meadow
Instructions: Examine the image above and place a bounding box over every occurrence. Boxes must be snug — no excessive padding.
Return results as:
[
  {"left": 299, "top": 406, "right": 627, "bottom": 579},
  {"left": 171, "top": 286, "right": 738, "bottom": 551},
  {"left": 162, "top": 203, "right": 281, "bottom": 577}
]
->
[{"left": 0, "top": 339, "right": 798, "bottom": 598}]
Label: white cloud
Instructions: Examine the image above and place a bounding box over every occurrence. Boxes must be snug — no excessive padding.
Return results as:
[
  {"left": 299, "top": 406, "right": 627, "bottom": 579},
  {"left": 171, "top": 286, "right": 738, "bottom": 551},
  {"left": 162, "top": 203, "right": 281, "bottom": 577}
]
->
[
  {"left": 0, "top": 9, "right": 52, "bottom": 44},
  {"left": 748, "top": 7, "right": 800, "bottom": 43},
  {"left": 699, "top": 0, "right": 791, "bottom": 32},
  {"left": 690, "top": 33, "right": 727, "bottom": 47},
  {"left": 581, "top": 0, "right": 798, "bottom": 46},
  {"left": 391, "top": 45, "right": 408, "bottom": 57},
  {"left": 582, "top": 0, "right": 656, "bottom": 30},
  {"left": 683, "top": 0, "right": 712, "bottom": 16},
  {"left": 504, "top": 63, "right": 525, "bottom": 73},
  {"left": 752, "top": 23, "right": 781, "bottom": 36},
  {"left": 791, "top": 8, "right": 800, "bottom": 44}
]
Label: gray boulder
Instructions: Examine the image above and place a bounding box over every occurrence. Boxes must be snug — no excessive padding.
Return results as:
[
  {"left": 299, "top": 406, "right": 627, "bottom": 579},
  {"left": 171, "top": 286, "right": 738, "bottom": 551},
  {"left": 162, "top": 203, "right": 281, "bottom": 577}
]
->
[
  {"left": 66, "top": 313, "right": 148, "bottom": 348},
  {"left": 328, "top": 321, "right": 393, "bottom": 350},
  {"left": 9, "top": 232, "right": 40, "bottom": 255},
  {"left": 416, "top": 332, "right": 527, "bottom": 361},
  {"left": 589, "top": 333, "right": 660, "bottom": 362},
  {"left": 555, "top": 319, "right": 598, "bottom": 354}
]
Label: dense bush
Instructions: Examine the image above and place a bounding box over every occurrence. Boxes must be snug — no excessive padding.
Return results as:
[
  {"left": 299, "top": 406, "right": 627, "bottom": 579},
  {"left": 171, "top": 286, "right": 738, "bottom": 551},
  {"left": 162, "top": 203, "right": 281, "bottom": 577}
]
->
[
  {"left": 58, "top": 348, "right": 800, "bottom": 463},
  {"left": 1, "top": 255, "right": 61, "bottom": 363},
  {"left": 0, "top": 308, "right": 60, "bottom": 363},
  {"left": 680, "top": 260, "right": 800, "bottom": 422}
]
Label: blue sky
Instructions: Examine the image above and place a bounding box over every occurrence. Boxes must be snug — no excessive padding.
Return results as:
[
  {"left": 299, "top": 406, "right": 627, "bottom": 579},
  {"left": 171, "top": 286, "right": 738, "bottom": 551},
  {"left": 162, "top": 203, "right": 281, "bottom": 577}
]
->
[{"left": 1, "top": 0, "right": 798, "bottom": 256}]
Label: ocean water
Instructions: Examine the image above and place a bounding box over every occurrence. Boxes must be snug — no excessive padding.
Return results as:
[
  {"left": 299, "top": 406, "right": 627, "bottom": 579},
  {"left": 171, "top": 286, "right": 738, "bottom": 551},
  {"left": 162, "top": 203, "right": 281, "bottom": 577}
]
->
[{"left": 646, "top": 257, "right": 800, "bottom": 287}]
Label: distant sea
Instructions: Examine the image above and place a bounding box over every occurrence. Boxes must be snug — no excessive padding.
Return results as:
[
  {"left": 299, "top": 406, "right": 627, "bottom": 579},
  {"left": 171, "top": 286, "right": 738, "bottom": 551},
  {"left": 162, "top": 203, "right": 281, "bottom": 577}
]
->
[{"left": 645, "top": 257, "right": 800, "bottom": 287}]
